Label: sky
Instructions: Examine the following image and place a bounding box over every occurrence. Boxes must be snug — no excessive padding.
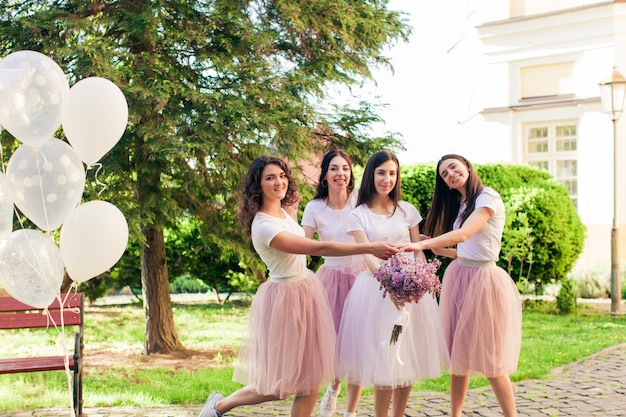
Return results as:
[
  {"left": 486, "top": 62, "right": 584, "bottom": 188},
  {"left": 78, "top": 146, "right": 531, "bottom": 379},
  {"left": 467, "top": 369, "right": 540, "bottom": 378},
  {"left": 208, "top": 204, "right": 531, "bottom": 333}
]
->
[{"left": 349, "top": 1, "right": 459, "bottom": 167}]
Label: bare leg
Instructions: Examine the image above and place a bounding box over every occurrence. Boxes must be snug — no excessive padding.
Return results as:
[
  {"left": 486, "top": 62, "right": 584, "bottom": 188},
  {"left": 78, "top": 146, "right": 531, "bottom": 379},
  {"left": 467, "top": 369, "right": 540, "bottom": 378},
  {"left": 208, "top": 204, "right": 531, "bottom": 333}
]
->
[
  {"left": 390, "top": 385, "right": 412, "bottom": 417},
  {"left": 214, "top": 386, "right": 281, "bottom": 415},
  {"left": 488, "top": 375, "right": 517, "bottom": 417},
  {"left": 330, "top": 378, "right": 341, "bottom": 392},
  {"left": 345, "top": 383, "right": 362, "bottom": 413},
  {"left": 450, "top": 374, "right": 470, "bottom": 417},
  {"left": 373, "top": 387, "right": 392, "bottom": 417},
  {"left": 291, "top": 391, "right": 320, "bottom": 417}
]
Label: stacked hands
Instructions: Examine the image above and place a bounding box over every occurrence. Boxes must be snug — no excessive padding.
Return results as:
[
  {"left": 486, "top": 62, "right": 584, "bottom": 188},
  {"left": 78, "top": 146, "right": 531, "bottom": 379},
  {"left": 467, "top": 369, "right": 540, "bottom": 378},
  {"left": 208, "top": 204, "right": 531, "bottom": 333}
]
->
[{"left": 371, "top": 234, "right": 433, "bottom": 261}]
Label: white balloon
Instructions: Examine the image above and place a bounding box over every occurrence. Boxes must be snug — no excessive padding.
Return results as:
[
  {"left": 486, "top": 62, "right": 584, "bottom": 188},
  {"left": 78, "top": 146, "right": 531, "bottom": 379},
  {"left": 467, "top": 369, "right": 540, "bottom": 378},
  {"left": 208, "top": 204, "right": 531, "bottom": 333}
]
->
[
  {"left": 60, "top": 200, "right": 128, "bottom": 282},
  {"left": 6, "top": 140, "right": 86, "bottom": 231},
  {"left": 0, "top": 172, "right": 14, "bottom": 238},
  {"left": 62, "top": 77, "right": 128, "bottom": 165},
  {"left": 0, "top": 51, "right": 69, "bottom": 146},
  {"left": 0, "top": 229, "right": 63, "bottom": 308}
]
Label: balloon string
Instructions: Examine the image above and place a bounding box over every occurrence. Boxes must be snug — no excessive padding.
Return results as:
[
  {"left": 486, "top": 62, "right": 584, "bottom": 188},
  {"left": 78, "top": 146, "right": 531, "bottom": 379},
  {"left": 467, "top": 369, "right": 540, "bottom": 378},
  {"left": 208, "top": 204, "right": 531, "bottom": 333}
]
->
[
  {"left": 0, "top": 141, "right": 24, "bottom": 229},
  {"left": 89, "top": 163, "right": 107, "bottom": 196},
  {"left": 33, "top": 147, "right": 51, "bottom": 228},
  {"left": 47, "top": 289, "right": 78, "bottom": 417}
]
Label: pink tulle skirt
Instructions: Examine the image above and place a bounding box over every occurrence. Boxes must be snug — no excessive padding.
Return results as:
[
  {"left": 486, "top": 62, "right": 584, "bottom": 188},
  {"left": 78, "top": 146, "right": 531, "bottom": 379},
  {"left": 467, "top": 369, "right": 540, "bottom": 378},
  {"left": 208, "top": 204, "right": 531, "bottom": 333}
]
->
[
  {"left": 316, "top": 261, "right": 366, "bottom": 334},
  {"left": 336, "top": 270, "right": 449, "bottom": 389},
  {"left": 439, "top": 259, "right": 522, "bottom": 378},
  {"left": 232, "top": 269, "right": 336, "bottom": 398}
]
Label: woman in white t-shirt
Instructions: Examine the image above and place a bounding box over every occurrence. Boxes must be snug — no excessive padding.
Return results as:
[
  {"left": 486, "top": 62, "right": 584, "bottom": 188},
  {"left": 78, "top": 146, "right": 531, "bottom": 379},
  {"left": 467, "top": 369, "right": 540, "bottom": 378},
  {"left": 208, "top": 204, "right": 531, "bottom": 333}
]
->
[
  {"left": 400, "top": 154, "right": 522, "bottom": 417},
  {"left": 336, "top": 150, "right": 449, "bottom": 417},
  {"left": 301, "top": 149, "right": 367, "bottom": 417},
  {"left": 198, "top": 156, "right": 397, "bottom": 417}
]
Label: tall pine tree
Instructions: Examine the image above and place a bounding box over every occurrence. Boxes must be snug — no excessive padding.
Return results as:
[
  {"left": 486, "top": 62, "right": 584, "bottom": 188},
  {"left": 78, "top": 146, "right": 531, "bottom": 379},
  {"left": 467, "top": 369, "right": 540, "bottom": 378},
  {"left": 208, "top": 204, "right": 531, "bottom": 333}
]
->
[{"left": 0, "top": 0, "right": 409, "bottom": 354}]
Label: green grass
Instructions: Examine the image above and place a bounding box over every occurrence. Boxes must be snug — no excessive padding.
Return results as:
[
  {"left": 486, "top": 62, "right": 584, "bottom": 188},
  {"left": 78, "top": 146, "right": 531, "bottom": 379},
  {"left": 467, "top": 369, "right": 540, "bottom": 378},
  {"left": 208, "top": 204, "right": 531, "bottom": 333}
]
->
[{"left": 1, "top": 298, "right": 625, "bottom": 411}]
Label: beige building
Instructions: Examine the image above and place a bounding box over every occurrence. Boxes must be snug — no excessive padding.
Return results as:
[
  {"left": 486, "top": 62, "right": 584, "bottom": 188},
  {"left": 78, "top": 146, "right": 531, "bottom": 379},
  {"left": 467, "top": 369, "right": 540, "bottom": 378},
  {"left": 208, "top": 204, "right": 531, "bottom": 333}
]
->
[{"left": 423, "top": 0, "right": 626, "bottom": 275}]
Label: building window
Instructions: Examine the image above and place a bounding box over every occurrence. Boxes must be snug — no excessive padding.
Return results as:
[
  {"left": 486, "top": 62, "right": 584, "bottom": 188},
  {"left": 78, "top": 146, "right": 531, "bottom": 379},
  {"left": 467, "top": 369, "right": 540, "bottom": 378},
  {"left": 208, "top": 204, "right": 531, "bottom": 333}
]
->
[
  {"left": 520, "top": 62, "right": 574, "bottom": 100},
  {"left": 524, "top": 121, "right": 578, "bottom": 206}
]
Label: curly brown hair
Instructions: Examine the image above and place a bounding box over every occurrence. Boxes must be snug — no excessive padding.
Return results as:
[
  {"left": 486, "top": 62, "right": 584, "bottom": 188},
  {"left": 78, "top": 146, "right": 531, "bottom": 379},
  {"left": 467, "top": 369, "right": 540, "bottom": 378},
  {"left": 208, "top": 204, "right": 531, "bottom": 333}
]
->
[{"left": 238, "top": 156, "right": 299, "bottom": 237}]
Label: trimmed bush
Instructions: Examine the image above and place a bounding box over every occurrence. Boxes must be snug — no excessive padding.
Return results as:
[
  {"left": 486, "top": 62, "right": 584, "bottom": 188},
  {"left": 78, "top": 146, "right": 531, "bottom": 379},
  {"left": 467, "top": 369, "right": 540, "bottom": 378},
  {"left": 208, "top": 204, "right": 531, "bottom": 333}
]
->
[
  {"left": 556, "top": 276, "right": 577, "bottom": 314},
  {"left": 402, "top": 163, "right": 586, "bottom": 292}
]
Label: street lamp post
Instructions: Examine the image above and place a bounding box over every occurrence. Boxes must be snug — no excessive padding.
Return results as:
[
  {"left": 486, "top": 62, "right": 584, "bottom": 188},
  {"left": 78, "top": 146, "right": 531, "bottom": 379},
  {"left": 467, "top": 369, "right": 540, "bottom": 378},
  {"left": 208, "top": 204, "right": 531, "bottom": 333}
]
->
[{"left": 599, "top": 67, "right": 626, "bottom": 316}]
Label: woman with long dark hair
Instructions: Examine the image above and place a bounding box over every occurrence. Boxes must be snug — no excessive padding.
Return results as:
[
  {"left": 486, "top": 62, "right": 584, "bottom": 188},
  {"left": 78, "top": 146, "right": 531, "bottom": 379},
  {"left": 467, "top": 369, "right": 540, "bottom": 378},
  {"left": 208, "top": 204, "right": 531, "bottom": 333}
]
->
[
  {"left": 400, "top": 154, "right": 522, "bottom": 417},
  {"left": 301, "top": 149, "right": 367, "bottom": 417},
  {"left": 336, "top": 150, "right": 448, "bottom": 417}
]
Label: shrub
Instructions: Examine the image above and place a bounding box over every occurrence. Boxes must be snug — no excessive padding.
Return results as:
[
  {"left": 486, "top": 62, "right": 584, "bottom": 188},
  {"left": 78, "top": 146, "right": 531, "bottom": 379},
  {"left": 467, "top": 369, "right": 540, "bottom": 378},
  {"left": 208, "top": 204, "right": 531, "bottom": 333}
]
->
[
  {"left": 500, "top": 183, "right": 586, "bottom": 292},
  {"left": 556, "top": 277, "right": 577, "bottom": 313},
  {"left": 402, "top": 163, "right": 586, "bottom": 292},
  {"left": 401, "top": 164, "right": 436, "bottom": 216},
  {"left": 170, "top": 275, "right": 211, "bottom": 294}
]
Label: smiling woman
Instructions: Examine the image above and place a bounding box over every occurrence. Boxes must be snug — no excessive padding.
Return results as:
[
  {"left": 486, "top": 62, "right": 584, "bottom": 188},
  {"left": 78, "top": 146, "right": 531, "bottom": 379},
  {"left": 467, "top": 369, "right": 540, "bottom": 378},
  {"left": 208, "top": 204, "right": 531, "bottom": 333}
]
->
[
  {"left": 336, "top": 150, "right": 449, "bottom": 417},
  {"left": 401, "top": 154, "right": 523, "bottom": 417},
  {"left": 301, "top": 149, "right": 366, "bottom": 417}
]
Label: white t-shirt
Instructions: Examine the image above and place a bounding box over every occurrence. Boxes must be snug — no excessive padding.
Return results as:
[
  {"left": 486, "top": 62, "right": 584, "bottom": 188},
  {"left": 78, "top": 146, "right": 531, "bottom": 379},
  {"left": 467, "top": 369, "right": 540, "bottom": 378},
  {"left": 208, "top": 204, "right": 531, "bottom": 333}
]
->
[
  {"left": 251, "top": 210, "right": 307, "bottom": 279},
  {"left": 347, "top": 200, "right": 422, "bottom": 244},
  {"left": 301, "top": 194, "right": 360, "bottom": 265},
  {"left": 455, "top": 187, "right": 505, "bottom": 262}
]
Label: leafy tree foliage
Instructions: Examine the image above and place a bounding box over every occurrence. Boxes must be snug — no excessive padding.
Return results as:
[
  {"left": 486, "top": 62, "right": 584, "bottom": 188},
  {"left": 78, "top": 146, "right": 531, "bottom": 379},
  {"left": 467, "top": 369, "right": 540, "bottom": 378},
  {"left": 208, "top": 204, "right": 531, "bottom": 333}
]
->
[
  {"left": 0, "top": 0, "right": 409, "bottom": 353},
  {"left": 165, "top": 217, "right": 257, "bottom": 301}
]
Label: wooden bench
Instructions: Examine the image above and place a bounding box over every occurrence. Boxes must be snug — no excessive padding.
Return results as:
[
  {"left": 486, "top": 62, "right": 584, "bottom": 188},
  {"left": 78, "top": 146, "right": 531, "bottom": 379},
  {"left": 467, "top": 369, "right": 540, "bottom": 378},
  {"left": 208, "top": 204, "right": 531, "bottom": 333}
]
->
[{"left": 0, "top": 292, "right": 84, "bottom": 417}]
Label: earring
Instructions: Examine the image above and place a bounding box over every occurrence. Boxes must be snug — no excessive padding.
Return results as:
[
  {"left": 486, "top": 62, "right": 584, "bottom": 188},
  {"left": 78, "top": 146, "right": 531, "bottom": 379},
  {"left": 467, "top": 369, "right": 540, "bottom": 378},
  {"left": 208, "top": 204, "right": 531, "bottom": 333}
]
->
[{"left": 321, "top": 179, "right": 328, "bottom": 188}]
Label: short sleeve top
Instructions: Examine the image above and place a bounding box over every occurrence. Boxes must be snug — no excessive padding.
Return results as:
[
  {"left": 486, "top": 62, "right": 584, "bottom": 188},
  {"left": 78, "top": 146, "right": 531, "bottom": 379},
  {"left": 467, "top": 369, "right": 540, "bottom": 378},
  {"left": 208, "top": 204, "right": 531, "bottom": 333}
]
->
[
  {"left": 301, "top": 193, "right": 360, "bottom": 264},
  {"left": 347, "top": 200, "right": 422, "bottom": 244},
  {"left": 455, "top": 187, "right": 505, "bottom": 261},
  {"left": 251, "top": 210, "right": 307, "bottom": 279}
]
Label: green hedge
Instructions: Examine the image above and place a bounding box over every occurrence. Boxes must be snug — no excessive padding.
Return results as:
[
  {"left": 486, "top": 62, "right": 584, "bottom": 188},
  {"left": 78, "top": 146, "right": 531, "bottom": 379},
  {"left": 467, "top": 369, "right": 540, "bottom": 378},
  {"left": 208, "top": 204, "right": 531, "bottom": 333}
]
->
[{"left": 402, "top": 163, "right": 586, "bottom": 293}]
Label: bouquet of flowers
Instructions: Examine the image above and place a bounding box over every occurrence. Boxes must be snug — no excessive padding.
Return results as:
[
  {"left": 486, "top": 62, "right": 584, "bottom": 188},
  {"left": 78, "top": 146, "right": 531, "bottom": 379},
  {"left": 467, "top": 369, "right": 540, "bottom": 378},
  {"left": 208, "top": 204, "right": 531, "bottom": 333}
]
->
[{"left": 374, "top": 252, "right": 442, "bottom": 344}]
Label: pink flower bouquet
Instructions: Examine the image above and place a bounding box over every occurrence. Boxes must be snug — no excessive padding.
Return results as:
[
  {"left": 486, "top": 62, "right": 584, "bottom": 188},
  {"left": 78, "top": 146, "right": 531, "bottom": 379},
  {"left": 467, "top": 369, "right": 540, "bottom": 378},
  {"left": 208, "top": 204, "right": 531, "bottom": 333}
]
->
[{"left": 374, "top": 252, "right": 442, "bottom": 344}]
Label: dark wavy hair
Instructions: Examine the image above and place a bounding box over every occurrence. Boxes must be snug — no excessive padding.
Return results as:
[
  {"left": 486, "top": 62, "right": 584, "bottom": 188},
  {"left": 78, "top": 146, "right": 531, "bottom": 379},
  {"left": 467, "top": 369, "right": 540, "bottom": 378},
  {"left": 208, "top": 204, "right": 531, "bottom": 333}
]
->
[
  {"left": 357, "top": 150, "right": 402, "bottom": 215},
  {"left": 238, "top": 156, "right": 299, "bottom": 237},
  {"left": 312, "top": 149, "right": 355, "bottom": 200},
  {"left": 423, "top": 154, "right": 484, "bottom": 237}
]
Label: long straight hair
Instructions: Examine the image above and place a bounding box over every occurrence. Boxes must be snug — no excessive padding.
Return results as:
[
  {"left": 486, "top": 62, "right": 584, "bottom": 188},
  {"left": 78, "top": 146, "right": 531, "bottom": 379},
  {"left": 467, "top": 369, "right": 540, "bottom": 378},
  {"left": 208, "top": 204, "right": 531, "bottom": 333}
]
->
[
  {"left": 357, "top": 150, "right": 402, "bottom": 214},
  {"left": 424, "top": 154, "right": 484, "bottom": 237}
]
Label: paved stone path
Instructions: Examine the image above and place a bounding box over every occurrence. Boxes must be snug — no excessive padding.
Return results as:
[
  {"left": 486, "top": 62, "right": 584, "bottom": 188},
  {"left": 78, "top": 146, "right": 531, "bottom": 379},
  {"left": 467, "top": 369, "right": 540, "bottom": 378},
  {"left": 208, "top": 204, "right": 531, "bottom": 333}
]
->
[{"left": 4, "top": 343, "right": 625, "bottom": 417}]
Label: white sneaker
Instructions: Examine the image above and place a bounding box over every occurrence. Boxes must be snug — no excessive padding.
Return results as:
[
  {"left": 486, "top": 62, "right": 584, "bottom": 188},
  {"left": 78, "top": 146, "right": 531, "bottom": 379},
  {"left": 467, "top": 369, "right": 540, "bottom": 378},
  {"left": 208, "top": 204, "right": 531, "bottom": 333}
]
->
[
  {"left": 199, "top": 392, "right": 224, "bottom": 417},
  {"left": 319, "top": 386, "right": 339, "bottom": 417},
  {"left": 344, "top": 413, "right": 356, "bottom": 417}
]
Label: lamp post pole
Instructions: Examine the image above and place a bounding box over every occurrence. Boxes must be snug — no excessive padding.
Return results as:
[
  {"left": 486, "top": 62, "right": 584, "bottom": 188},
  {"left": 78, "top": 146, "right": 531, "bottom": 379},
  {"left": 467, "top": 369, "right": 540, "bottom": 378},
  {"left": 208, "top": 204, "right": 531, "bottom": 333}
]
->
[
  {"left": 611, "top": 114, "right": 622, "bottom": 316},
  {"left": 599, "top": 67, "right": 626, "bottom": 316}
]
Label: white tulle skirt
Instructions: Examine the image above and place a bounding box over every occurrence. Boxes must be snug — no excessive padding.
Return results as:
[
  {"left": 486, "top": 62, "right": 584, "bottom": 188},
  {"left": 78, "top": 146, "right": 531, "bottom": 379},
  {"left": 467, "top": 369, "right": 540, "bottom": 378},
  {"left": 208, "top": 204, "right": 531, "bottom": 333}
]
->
[{"left": 336, "top": 270, "right": 449, "bottom": 389}]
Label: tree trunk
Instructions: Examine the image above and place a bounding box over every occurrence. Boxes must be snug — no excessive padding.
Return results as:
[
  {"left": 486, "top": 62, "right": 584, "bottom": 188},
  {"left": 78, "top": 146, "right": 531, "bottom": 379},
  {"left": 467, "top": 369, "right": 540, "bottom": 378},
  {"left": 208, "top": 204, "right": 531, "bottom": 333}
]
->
[{"left": 141, "top": 224, "right": 182, "bottom": 354}]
